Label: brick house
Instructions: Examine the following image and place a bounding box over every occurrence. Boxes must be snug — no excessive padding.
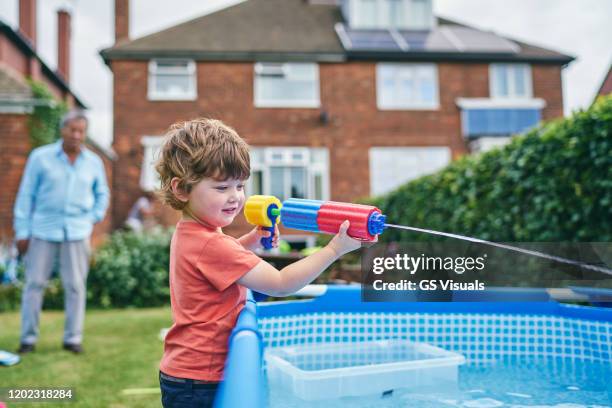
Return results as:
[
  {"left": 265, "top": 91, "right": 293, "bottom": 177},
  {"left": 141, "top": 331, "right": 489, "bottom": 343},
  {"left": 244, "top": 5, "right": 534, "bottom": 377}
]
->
[
  {"left": 101, "top": 0, "right": 573, "bottom": 248},
  {"left": 594, "top": 63, "right": 612, "bottom": 102},
  {"left": 0, "top": 0, "right": 115, "bottom": 246}
]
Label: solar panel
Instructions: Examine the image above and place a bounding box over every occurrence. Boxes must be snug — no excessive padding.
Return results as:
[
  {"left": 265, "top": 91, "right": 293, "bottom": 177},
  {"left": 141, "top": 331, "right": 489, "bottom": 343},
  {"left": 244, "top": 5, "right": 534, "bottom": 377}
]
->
[
  {"left": 335, "top": 23, "right": 520, "bottom": 54},
  {"left": 340, "top": 25, "right": 402, "bottom": 51},
  {"left": 409, "top": 29, "right": 457, "bottom": 51},
  {"left": 437, "top": 26, "right": 520, "bottom": 53},
  {"left": 399, "top": 30, "right": 429, "bottom": 50}
]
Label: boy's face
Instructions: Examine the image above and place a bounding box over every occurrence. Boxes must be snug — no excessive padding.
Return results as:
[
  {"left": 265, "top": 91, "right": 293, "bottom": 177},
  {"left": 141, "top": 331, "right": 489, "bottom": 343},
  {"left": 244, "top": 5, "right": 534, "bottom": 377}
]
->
[{"left": 187, "top": 177, "right": 246, "bottom": 228}]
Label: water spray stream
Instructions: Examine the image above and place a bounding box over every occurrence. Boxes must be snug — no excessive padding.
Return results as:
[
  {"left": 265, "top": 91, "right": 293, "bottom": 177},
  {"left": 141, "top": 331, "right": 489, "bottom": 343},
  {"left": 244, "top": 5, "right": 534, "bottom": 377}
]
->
[{"left": 384, "top": 223, "right": 612, "bottom": 276}]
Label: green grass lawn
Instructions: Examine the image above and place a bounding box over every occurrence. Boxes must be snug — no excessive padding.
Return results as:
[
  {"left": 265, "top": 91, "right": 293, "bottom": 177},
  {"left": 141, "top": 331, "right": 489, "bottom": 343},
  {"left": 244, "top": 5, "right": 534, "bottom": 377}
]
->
[{"left": 0, "top": 307, "right": 173, "bottom": 407}]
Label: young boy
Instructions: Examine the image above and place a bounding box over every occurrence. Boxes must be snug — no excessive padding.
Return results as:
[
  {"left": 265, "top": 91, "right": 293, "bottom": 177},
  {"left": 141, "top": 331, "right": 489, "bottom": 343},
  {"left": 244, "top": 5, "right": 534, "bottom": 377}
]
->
[{"left": 155, "top": 118, "right": 362, "bottom": 408}]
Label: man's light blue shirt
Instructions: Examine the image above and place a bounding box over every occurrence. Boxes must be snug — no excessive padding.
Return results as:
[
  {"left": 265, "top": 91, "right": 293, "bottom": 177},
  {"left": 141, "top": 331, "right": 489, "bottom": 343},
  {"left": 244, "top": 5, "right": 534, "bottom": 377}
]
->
[{"left": 13, "top": 140, "right": 110, "bottom": 242}]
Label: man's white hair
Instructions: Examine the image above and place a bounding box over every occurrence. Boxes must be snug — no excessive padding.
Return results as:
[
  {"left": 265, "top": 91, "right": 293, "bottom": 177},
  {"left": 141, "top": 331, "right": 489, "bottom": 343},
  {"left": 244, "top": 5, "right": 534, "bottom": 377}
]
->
[{"left": 60, "top": 110, "right": 88, "bottom": 129}]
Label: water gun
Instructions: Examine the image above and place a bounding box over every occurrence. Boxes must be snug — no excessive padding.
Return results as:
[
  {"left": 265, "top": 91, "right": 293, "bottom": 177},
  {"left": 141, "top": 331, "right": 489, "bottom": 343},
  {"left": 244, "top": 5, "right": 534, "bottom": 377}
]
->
[{"left": 244, "top": 195, "right": 387, "bottom": 249}]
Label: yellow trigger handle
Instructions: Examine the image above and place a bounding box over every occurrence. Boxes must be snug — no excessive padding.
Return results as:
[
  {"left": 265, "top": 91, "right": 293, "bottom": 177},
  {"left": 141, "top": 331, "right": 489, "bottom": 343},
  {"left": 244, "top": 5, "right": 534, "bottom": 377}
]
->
[{"left": 244, "top": 195, "right": 282, "bottom": 249}]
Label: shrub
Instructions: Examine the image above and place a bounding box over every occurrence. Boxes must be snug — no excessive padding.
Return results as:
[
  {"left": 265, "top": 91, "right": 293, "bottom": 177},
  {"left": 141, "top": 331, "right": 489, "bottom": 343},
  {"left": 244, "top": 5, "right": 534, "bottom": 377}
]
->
[
  {"left": 0, "top": 257, "right": 64, "bottom": 312},
  {"left": 87, "top": 227, "right": 173, "bottom": 308}
]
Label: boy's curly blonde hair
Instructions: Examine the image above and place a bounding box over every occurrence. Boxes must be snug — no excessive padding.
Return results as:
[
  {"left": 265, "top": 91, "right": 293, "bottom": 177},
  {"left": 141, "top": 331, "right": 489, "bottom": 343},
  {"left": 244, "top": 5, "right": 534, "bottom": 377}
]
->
[{"left": 155, "top": 118, "right": 250, "bottom": 210}]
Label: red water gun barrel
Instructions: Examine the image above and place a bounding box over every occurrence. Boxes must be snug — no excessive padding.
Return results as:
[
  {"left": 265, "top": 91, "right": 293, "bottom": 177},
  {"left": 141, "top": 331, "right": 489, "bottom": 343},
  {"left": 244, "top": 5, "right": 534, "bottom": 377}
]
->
[{"left": 317, "top": 201, "right": 384, "bottom": 241}]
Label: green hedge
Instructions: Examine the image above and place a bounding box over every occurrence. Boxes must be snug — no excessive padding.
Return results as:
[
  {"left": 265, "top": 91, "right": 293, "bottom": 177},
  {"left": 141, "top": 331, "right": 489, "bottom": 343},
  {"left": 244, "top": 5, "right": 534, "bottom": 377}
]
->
[{"left": 370, "top": 95, "right": 612, "bottom": 243}]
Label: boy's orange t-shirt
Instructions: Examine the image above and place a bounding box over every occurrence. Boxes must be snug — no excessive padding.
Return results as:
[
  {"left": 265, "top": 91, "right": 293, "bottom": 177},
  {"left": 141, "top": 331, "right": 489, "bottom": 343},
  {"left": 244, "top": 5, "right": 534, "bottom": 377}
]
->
[{"left": 159, "top": 220, "right": 261, "bottom": 381}]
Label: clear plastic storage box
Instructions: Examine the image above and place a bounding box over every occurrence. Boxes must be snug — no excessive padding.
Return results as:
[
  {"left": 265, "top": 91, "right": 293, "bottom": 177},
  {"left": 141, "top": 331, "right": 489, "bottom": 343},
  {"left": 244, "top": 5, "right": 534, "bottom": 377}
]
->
[{"left": 265, "top": 339, "right": 465, "bottom": 400}]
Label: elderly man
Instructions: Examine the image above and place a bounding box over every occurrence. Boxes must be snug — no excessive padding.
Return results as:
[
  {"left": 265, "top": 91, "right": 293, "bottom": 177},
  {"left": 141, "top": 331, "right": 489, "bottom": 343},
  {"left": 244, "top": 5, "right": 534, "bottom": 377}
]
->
[{"left": 13, "top": 110, "right": 110, "bottom": 354}]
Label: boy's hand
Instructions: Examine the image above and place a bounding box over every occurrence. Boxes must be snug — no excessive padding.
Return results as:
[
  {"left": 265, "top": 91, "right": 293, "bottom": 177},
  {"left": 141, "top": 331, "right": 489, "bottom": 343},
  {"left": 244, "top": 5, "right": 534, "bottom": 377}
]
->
[
  {"left": 326, "top": 220, "right": 366, "bottom": 257},
  {"left": 239, "top": 224, "right": 280, "bottom": 251}
]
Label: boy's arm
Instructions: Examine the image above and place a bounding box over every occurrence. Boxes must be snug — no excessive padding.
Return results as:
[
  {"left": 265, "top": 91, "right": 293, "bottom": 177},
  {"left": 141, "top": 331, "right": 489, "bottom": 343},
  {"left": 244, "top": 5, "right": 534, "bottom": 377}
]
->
[{"left": 238, "top": 221, "right": 361, "bottom": 297}]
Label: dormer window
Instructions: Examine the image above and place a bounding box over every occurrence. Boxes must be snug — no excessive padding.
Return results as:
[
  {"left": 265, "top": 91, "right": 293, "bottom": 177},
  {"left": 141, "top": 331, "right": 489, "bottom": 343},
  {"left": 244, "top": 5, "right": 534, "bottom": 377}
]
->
[{"left": 346, "top": 0, "right": 434, "bottom": 30}]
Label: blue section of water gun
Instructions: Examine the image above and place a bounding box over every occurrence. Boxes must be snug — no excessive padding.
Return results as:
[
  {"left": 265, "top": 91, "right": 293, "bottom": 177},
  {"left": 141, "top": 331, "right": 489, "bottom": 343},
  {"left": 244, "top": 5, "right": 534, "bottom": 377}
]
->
[
  {"left": 367, "top": 212, "right": 387, "bottom": 236},
  {"left": 261, "top": 204, "right": 279, "bottom": 250},
  {"left": 280, "top": 198, "right": 323, "bottom": 233}
]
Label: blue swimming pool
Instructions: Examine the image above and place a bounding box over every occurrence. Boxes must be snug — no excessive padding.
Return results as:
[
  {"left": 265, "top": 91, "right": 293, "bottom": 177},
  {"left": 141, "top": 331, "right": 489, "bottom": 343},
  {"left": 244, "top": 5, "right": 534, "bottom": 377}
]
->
[{"left": 215, "top": 287, "right": 612, "bottom": 407}]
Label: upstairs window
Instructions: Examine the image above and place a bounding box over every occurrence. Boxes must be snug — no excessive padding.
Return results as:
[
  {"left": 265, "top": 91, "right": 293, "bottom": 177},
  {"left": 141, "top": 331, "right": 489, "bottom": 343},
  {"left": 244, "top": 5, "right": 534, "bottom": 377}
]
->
[
  {"left": 148, "top": 59, "right": 197, "bottom": 101},
  {"left": 254, "top": 63, "right": 320, "bottom": 108},
  {"left": 490, "top": 64, "right": 532, "bottom": 99},
  {"left": 377, "top": 63, "right": 439, "bottom": 109},
  {"left": 350, "top": 0, "right": 433, "bottom": 30},
  {"left": 249, "top": 147, "right": 329, "bottom": 202}
]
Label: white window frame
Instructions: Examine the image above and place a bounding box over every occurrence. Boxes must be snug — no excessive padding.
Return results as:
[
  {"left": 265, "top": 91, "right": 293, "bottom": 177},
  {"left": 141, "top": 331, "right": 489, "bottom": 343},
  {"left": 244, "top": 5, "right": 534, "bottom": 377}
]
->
[
  {"left": 349, "top": 0, "right": 434, "bottom": 30},
  {"left": 376, "top": 63, "right": 439, "bottom": 110},
  {"left": 489, "top": 63, "right": 533, "bottom": 100},
  {"left": 140, "top": 136, "right": 164, "bottom": 191},
  {"left": 456, "top": 97, "right": 546, "bottom": 110},
  {"left": 148, "top": 59, "right": 197, "bottom": 101},
  {"left": 248, "top": 147, "right": 329, "bottom": 202},
  {"left": 254, "top": 62, "right": 321, "bottom": 108}
]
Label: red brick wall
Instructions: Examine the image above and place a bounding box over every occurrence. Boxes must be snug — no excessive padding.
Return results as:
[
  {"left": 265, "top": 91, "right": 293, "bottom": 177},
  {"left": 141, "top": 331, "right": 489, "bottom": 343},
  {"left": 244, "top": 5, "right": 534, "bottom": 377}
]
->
[
  {"left": 532, "top": 65, "right": 564, "bottom": 120},
  {"left": 111, "top": 60, "right": 566, "bottom": 237},
  {"left": 0, "top": 114, "right": 30, "bottom": 242},
  {"left": 0, "top": 36, "right": 29, "bottom": 76},
  {"left": 0, "top": 113, "right": 114, "bottom": 247}
]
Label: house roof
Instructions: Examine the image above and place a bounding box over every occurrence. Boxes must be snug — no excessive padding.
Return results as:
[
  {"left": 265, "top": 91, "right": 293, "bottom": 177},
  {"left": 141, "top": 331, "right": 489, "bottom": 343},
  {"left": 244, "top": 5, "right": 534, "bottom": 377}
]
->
[
  {"left": 0, "top": 65, "right": 65, "bottom": 111},
  {"left": 101, "top": 0, "right": 574, "bottom": 65},
  {"left": 595, "top": 63, "right": 612, "bottom": 99},
  {"left": 0, "top": 66, "right": 32, "bottom": 100},
  {"left": 102, "top": 0, "right": 344, "bottom": 62},
  {"left": 0, "top": 19, "right": 86, "bottom": 108}
]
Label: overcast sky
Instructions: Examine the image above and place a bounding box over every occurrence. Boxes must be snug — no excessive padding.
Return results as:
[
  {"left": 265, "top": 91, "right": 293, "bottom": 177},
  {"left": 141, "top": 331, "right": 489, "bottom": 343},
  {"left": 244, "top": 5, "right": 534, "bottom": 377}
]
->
[{"left": 0, "top": 0, "right": 610, "bottom": 148}]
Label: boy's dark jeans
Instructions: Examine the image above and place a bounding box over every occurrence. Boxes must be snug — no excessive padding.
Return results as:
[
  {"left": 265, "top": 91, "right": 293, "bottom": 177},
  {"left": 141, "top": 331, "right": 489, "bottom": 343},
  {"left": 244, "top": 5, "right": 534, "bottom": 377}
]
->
[{"left": 159, "top": 371, "right": 219, "bottom": 408}]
